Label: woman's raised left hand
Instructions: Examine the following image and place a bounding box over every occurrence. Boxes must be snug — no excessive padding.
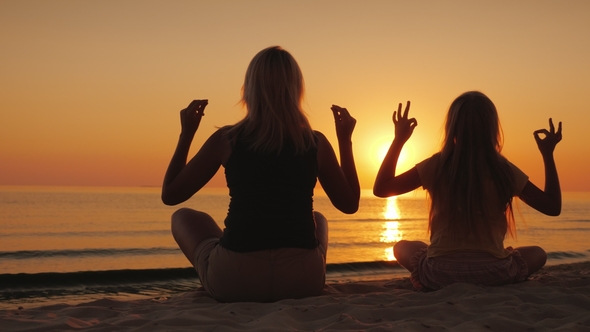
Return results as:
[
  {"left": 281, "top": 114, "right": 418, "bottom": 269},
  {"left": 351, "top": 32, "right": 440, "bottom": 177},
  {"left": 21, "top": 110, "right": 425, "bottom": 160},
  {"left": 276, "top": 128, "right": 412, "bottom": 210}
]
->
[{"left": 331, "top": 105, "right": 356, "bottom": 142}]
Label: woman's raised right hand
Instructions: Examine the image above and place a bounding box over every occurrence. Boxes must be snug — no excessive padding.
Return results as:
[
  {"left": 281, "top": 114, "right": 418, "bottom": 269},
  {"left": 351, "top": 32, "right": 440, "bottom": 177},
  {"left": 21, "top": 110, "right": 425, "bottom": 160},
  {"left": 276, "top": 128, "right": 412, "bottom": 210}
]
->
[{"left": 180, "top": 99, "right": 208, "bottom": 135}]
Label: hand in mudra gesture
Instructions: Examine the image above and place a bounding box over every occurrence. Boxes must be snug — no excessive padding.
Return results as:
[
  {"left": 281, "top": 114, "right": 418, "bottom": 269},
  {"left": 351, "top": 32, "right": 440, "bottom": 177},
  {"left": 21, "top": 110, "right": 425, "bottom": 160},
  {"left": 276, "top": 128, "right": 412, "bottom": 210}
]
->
[
  {"left": 534, "top": 118, "right": 562, "bottom": 156},
  {"left": 393, "top": 101, "right": 417, "bottom": 143}
]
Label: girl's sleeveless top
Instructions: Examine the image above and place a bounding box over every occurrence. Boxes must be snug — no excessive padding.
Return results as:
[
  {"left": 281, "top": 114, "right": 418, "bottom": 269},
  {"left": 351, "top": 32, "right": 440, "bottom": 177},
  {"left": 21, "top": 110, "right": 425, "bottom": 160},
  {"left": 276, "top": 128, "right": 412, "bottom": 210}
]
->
[{"left": 218, "top": 136, "right": 319, "bottom": 252}]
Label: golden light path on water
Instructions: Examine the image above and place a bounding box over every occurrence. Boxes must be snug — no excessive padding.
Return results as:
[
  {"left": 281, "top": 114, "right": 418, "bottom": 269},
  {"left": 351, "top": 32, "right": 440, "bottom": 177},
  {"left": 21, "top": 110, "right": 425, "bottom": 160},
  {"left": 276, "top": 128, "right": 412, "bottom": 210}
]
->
[{"left": 380, "top": 196, "right": 404, "bottom": 261}]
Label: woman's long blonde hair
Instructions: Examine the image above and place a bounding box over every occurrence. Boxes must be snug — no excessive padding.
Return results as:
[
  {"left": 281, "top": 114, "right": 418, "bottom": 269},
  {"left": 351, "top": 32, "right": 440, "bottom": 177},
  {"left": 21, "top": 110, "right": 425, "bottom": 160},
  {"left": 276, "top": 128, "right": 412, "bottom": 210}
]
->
[
  {"left": 226, "top": 46, "right": 315, "bottom": 155},
  {"left": 430, "top": 91, "right": 517, "bottom": 240}
]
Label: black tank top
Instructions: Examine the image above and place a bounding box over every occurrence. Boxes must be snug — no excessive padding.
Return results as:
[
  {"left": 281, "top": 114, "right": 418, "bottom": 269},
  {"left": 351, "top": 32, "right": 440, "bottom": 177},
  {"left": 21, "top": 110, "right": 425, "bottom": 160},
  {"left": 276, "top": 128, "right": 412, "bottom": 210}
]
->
[{"left": 219, "top": 136, "right": 319, "bottom": 252}]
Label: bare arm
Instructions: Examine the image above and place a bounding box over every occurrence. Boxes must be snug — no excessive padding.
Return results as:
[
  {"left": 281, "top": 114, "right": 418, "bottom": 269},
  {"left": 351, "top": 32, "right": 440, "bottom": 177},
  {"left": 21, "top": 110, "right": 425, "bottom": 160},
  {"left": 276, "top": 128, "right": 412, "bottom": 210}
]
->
[
  {"left": 316, "top": 105, "right": 360, "bottom": 214},
  {"left": 162, "top": 100, "right": 224, "bottom": 205},
  {"left": 373, "top": 101, "right": 421, "bottom": 197},
  {"left": 518, "top": 118, "right": 562, "bottom": 216}
]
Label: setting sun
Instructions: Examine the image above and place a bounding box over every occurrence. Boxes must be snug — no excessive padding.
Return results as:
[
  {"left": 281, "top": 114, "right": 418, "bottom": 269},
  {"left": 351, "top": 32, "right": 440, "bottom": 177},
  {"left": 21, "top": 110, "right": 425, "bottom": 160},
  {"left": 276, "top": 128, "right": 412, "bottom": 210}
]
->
[
  {"left": 1, "top": 0, "right": 587, "bottom": 192},
  {"left": 371, "top": 137, "right": 415, "bottom": 174}
]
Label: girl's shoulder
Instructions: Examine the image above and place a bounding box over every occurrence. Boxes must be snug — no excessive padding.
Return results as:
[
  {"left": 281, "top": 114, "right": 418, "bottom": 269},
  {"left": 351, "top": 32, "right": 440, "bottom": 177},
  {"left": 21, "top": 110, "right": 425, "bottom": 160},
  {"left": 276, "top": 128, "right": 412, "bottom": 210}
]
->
[
  {"left": 415, "top": 153, "right": 443, "bottom": 190},
  {"left": 418, "top": 152, "right": 442, "bottom": 167},
  {"left": 497, "top": 155, "right": 522, "bottom": 172},
  {"left": 497, "top": 154, "right": 510, "bottom": 163},
  {"left": 430, "top": 152, "right": 442, "bottom": 161}
]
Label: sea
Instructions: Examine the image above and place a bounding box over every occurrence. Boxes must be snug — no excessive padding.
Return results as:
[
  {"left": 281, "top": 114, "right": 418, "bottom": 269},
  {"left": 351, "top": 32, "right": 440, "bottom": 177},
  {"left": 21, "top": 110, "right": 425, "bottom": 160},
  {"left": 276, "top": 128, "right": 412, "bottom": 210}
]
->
[{"left": 1, "top": 186, "right": 589, "bottom": 309}]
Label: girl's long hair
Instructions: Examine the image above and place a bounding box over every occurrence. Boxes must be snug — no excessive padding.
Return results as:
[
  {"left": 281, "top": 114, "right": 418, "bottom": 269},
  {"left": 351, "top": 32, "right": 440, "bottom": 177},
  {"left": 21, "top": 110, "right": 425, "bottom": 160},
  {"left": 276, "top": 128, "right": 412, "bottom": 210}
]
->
[
  {"left": 430, "top": 91, "right": 516, "bottom": 240},
  {"left": 226, "top": 46, "right": 315, "bottom": 155}
]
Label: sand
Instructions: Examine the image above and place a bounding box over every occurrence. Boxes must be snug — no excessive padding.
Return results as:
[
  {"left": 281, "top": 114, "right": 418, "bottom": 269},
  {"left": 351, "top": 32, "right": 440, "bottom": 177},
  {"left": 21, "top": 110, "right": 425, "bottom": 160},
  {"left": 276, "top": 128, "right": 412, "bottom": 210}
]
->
[{"left": 1, "top": 261, "right": 589, "bottom": 331}]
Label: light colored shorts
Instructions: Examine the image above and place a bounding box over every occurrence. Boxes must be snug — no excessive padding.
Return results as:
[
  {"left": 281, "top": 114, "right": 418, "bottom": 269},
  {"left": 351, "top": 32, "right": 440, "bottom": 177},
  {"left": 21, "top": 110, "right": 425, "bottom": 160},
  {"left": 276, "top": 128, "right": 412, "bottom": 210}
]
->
[
  {"left": 410, "top": 247, "right": 529, "bottom": 291},
  {"left": 194, "top": 238, "right": 326, "bottom": 302}
]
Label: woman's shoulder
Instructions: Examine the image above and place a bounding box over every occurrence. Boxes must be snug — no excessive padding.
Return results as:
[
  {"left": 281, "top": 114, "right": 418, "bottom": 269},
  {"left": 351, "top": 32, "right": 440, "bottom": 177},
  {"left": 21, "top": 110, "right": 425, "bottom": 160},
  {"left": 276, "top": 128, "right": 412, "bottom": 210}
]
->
[
  {"left": 215, "top": 125, "right": 234, "bottom": 134},
  {"left": 207, "top": 126, "right": 234, "bottom": 165},
  {"left": 199, "top": 126, "right": 235, "bottom": 150},
  {"left": 310, "top": 130, "right": 326, "bottom": 144},
  {"left": 210, "top": 125, "right": 236, "bottom": 140},
  {"left": 312, "top": 130, "right": 326, "bottom": 139}
]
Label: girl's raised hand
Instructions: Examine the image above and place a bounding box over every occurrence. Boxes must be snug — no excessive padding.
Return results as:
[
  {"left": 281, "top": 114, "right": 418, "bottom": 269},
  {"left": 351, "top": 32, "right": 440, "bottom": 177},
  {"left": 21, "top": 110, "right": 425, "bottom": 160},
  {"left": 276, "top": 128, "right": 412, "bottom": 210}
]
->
[
  {"left": 180, "top": 99, "right": 208, "bottom": 135},
  {"left": 331, "top": 105, "right": 357, "bottom": 142},
  {"left": 393, "top": 101, "right": 417, "bottom": 143},
  {"left": 534, "top": 118, "right": 562, "bottom": 156}
]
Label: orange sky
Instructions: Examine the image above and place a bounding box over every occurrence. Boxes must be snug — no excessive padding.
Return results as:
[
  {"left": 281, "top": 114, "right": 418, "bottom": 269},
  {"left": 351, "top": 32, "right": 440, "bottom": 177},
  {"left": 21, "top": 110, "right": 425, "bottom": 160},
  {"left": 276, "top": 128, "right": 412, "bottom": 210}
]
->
[{"left": 1, "top": 0, "right": 589, "bottom": 191}]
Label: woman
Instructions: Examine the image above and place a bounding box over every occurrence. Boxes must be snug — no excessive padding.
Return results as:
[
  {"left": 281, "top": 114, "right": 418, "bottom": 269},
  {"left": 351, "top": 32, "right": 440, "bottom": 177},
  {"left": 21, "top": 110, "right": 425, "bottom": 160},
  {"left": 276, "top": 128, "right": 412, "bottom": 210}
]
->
[{"left": 162, "top": 46, "right": 360, "bottom": 302}]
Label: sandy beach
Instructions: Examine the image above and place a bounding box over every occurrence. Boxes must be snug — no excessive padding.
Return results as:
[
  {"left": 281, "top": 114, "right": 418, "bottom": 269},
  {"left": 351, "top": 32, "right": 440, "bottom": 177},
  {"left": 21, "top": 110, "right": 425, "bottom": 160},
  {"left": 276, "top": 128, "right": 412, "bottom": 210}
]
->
[{"left": 1, "top": 261, "right": 589, "bottom": 331}]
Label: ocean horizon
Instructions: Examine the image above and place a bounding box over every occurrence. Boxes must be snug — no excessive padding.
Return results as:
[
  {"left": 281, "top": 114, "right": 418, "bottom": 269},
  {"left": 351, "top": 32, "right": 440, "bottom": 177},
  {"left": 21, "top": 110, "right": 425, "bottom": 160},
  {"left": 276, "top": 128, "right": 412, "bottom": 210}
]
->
[{"left": 1, "top": 186, "right": 589, "bottom": 309}]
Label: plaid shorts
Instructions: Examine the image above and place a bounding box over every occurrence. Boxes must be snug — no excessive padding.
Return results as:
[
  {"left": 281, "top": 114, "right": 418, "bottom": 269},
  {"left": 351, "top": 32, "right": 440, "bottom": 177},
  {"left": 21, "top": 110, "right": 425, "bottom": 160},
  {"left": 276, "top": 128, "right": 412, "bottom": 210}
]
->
[{"left": 409, "top": 247, "right": 529, "bottom": 291}]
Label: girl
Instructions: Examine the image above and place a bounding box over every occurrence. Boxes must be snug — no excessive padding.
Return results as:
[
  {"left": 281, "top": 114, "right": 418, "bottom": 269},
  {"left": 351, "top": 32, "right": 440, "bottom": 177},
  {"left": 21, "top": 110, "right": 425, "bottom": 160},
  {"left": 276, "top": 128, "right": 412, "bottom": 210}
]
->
[
  {"left": 373, "top": 91, "right": 562, "bottom": 290},
  {"left": 162, "top": 46, "right": 360, "bottom": 302}
]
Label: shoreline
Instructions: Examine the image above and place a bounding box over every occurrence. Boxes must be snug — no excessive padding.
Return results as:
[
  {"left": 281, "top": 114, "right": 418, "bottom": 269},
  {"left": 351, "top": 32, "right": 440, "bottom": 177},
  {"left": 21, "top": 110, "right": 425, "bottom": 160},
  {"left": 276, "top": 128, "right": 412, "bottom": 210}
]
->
[{"left": 2, "top": 261, "right": 589, "bottom": 331}]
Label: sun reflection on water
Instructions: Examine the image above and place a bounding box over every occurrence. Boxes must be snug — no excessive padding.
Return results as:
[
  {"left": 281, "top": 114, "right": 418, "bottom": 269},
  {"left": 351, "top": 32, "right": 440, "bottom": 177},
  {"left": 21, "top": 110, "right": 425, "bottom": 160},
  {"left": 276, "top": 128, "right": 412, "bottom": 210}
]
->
[{"left": 380, "top": 197, "right": 404, "bottom": 261}]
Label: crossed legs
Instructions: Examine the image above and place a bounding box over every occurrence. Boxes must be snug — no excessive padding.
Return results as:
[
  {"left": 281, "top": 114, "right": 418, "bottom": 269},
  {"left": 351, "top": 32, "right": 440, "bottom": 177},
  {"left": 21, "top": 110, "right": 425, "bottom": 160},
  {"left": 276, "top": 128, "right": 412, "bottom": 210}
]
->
[
  {"left": 393, "top": 240, "right": 547, "bottom": 277},
  {"left": 171, "top": 208, "right": 222, "bottom": 266},
  {"left": 513, "top": 245, "right": 547, "bottom": 276},
  {"left": 393, "top": 240, "right": 427, "bottom": 272},
  {"left": 314, "top": 211, "right": 329, "bottom": 257},
  {"left": 171, "top": 208, "right": 330, "bottom": 266}
]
